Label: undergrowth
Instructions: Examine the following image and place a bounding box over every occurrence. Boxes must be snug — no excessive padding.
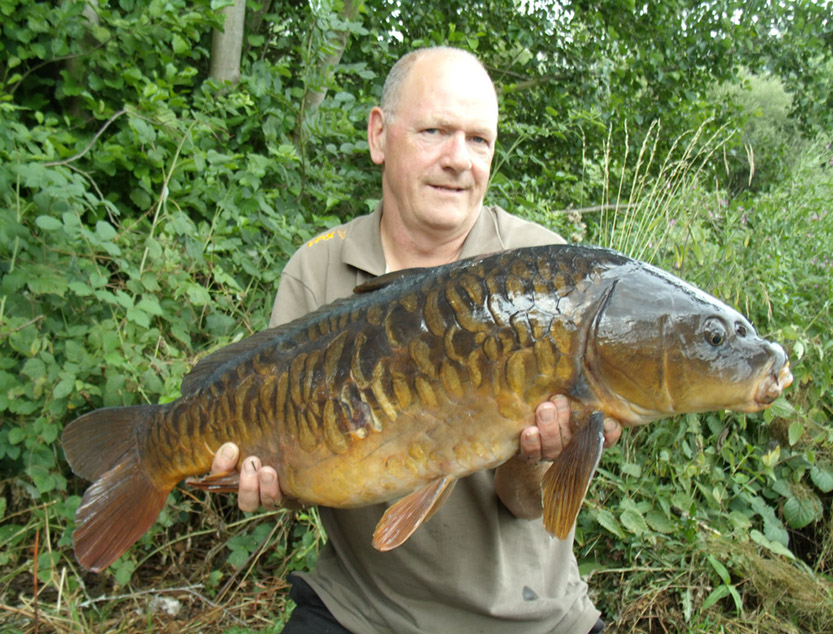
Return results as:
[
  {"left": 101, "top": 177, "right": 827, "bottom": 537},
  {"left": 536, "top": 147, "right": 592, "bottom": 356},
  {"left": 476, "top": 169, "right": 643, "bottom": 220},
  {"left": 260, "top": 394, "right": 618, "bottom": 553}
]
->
[
  {"left": 1, "top": 2, "right": 831, "bottom": 631},
  {"left": 576, "top": 131, "right": 833, "bottom": 632}
]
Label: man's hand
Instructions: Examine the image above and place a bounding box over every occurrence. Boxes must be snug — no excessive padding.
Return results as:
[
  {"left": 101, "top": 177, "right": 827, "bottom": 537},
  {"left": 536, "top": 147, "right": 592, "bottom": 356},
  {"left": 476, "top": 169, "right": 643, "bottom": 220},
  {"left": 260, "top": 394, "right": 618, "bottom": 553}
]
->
[
  {"left": 495, "top": 395, "right": 622, "bottom": 519},
  {"left": 210, "top": 442, "right": 283, "bottom": 511},
  {"left": 519, "top": 395, "right": 622, "bottom": 463}
]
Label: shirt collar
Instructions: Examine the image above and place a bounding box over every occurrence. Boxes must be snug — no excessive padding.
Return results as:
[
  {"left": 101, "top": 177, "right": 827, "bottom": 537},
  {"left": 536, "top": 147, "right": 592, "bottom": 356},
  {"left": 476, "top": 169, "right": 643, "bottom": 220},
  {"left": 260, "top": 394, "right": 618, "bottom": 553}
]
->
[
  {"left": 342, "top": 201, "right": 387, "bottom": 277},
  {"left": 342, "top": 201, "right": 505, "bottom": 276}
]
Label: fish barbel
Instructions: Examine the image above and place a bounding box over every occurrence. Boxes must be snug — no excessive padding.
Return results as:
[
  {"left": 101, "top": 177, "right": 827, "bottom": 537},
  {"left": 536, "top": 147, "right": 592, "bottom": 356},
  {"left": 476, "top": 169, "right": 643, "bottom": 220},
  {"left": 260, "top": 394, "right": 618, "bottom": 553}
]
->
[{"left": 62, "top": 244, "right": 793, "bottom": 572}]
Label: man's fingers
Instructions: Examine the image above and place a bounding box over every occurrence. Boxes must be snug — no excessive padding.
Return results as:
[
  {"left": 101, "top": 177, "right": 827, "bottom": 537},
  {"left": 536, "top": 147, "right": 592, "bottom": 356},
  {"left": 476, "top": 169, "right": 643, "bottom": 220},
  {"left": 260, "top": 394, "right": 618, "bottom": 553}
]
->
[
  {"left": 603, "top": 417, "right": 623, "bottom": 448},
  {"left": 238, "top": 456, "right": 262, "bottom": 512},
  {"left": 211, "top": 442, "right": 239, "bottom": 474},
  {"left": 258, "top": 467, "right": 283, "bottom": 507},
  {"left": 519, "top": 426, "right": 542, "bottom": 463},
  {"left": 535, "top": 395, "right": 572, "bottom": 461},
  {"left": 520, "top": 395, "right": 574, "bottom": 463}
]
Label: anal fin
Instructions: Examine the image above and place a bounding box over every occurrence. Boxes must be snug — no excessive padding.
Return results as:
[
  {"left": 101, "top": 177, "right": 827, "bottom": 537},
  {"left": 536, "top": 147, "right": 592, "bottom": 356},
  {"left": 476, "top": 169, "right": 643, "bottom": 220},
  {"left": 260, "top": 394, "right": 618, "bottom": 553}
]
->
[
  {"left": 372, "top": 476, "right": 457, "bottom": 551},
  {"left": 186, "top": 470, "right": 241, "bottom": 493},
  {"left": 542, "top": 411, "right": 606, "bottom": 539}
]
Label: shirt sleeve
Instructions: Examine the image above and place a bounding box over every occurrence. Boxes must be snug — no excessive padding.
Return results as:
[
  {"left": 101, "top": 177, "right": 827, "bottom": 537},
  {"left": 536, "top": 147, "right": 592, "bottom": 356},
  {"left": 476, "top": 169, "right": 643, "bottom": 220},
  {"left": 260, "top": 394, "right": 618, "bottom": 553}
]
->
[{"left": 268, "top": 257, "right": 320, "bottom": 328}]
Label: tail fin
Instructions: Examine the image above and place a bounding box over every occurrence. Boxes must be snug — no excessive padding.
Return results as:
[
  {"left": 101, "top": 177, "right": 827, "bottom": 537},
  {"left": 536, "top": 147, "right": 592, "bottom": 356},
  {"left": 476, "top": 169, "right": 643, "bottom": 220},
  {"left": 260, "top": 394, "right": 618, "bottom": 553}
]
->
[{"left": 62, "top": 406, "right": 171, "bottom": 572}]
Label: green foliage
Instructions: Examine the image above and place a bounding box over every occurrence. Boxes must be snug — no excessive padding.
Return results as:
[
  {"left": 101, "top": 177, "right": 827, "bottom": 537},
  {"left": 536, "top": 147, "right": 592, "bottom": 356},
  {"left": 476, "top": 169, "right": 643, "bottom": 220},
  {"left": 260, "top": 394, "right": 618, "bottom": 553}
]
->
[
  {"left": 1, "top": 0, "right": 832, "bottom": 631},
  {"left": 580, "top": 135, "right": 833, "bottom": 630},
  {"left": 711, "top": 70, "right": 808, "bottom": 194}
]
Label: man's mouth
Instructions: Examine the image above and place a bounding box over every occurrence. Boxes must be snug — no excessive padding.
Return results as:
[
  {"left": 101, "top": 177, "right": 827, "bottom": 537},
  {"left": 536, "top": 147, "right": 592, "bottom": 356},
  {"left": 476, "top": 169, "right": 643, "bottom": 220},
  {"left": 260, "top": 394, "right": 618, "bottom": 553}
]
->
[{"left": 429, "top": 184, "right": 467, "bottom": 193}]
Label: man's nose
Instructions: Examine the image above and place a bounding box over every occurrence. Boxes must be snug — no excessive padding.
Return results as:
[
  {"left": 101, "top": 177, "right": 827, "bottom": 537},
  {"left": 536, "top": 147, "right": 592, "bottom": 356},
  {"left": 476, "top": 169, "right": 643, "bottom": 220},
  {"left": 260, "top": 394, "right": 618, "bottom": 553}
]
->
[{"left": 441, "top": 133, "right": 472, "bottom": 171}]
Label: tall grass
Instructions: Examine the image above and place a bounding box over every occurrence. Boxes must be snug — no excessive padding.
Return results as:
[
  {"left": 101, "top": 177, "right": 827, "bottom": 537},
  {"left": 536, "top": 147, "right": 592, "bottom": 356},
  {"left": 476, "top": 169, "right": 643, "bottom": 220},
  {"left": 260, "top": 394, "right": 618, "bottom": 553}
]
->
[{"left": 579, "top": 128, "right": 833, "bottom": 633}]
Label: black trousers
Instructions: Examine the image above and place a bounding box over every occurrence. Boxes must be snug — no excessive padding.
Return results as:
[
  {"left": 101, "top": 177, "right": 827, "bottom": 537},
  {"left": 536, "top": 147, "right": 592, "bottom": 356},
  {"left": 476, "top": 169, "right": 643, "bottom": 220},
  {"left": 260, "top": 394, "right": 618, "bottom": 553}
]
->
[
  {"left": 282, "top": 574, "right": 351, "bottom": 633},
  {"left": 282, "top": 573, "right": 606, "bottom": 633}
]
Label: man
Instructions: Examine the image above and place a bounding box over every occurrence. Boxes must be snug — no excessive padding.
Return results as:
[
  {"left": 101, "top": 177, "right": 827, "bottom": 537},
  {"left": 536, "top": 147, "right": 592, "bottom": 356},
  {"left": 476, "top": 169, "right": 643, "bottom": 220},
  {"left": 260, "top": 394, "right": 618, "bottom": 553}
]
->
[{"left": 212, "top": 47, "right": 622, "bottom": 632}]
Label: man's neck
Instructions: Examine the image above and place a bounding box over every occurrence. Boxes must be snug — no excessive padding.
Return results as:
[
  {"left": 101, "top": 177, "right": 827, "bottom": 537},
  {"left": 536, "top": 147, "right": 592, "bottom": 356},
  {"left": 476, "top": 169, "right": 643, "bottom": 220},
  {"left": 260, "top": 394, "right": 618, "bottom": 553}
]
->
[{"left": 379, "top": 209, "right": 479, "bottom": 272}]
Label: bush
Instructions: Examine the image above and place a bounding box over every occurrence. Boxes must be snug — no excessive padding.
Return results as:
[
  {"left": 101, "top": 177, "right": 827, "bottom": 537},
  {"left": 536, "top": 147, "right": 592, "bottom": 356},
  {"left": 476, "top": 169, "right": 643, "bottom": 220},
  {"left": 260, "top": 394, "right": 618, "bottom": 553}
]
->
[
  {"left": 711, "top": 70, "right": 809, "bottom": 194},
  {"left": 581, "top": 136, "right": 833, "bottom": 631}
]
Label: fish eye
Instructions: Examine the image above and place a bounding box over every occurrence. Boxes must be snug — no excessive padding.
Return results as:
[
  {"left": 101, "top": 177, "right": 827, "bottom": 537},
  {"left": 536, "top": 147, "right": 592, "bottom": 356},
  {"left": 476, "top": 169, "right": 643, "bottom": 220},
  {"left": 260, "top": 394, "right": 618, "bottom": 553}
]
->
[{"left": 705, "top": 320, "right": 726, "bottom": 346}]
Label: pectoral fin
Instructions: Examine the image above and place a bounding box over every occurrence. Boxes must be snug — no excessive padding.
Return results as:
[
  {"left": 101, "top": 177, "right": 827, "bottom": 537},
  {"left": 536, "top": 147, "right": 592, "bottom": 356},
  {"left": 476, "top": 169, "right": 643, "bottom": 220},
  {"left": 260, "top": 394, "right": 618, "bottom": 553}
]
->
[
  {"left": 542, "top": 411, "right": 606, "bottom": 539},
  {"left": 186, "top": 470, "right": 241, "bottom": 493},
  {"left": 372, "top": 476, "right": 457, "bottom": 551}
]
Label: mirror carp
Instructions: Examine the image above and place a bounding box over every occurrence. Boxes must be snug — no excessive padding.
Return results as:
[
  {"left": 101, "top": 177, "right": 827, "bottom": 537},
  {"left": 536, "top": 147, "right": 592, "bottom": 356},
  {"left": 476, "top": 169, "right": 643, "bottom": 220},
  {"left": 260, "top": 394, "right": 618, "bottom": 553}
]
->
[{"left": 62, "top": 244, "right": 793, "bottom": 572}]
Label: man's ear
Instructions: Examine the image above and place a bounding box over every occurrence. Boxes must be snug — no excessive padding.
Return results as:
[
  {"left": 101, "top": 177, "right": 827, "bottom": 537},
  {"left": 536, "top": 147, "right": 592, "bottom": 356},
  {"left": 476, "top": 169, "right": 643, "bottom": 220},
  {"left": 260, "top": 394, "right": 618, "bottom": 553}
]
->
[{"left": 367, "top": 106, "right": 386, "bottom": 165}]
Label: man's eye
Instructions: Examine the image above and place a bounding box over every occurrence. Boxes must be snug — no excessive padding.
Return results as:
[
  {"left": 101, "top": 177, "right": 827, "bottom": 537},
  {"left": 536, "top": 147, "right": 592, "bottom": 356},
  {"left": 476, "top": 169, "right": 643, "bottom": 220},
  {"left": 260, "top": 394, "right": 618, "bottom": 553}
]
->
[{"left": 422, "top": 128, "right": 439, "bottom": 135}]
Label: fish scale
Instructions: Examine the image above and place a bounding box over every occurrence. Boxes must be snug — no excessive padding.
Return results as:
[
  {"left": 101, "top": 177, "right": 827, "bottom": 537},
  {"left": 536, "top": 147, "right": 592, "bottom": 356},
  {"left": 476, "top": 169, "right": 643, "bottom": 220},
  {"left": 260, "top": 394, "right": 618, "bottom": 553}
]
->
[{"left": 62, "top": 244, "right": 792, "bottom": 571}]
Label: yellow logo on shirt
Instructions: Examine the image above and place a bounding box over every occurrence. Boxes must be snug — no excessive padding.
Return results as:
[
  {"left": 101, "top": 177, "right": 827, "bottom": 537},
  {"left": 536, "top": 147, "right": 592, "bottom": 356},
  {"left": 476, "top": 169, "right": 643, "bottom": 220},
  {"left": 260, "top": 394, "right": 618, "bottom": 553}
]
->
[{"left": 307, "top": 229, "right": 347, "bottom": 247}]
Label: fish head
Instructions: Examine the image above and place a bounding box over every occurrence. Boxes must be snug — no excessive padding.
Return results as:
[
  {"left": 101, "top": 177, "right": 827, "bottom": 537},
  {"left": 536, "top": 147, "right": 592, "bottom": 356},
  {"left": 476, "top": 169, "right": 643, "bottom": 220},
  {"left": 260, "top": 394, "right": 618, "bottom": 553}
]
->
[{"left": 584, "top": 263, "right": 793, "bottom": 425}]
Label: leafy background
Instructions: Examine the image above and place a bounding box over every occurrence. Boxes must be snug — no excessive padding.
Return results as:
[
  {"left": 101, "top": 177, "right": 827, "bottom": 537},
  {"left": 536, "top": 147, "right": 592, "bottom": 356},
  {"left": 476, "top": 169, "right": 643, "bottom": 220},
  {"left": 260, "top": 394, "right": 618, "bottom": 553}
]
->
[{"left": 1, "top": 0, "right": 832, "bottom": 631}]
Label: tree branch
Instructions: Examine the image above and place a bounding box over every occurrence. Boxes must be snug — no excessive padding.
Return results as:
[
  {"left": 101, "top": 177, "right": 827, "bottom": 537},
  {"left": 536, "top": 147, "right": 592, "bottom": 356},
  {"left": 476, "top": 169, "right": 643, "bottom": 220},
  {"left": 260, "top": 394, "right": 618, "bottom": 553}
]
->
[{"left": 42, "top": 108, "right": 127, "bottom": 167}]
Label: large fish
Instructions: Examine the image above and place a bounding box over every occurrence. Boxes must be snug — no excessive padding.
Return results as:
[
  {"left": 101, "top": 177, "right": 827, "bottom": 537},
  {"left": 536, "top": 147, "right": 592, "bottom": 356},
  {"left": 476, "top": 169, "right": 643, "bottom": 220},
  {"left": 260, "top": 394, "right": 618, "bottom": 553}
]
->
[{"left": 62, "top": 245, "right": 793, "bottom": 572}]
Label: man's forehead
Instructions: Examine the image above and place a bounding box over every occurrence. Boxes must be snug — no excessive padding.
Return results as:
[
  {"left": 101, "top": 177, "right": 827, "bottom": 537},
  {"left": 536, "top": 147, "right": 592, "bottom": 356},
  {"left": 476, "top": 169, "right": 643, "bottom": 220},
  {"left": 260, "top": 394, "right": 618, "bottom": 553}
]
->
[
  {"left": 401, "top": 62, "right": 497, "bottom": 126},
  {"left": 407, "top": 54, "right": 496, "bottom": 101}
]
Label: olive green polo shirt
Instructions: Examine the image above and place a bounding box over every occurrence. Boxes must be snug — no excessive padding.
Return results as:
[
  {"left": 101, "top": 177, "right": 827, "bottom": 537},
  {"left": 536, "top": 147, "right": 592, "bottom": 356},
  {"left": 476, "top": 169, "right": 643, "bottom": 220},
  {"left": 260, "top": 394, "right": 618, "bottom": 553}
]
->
[{"left": 269, "top": 203, "right": 601, "bottom": 634}]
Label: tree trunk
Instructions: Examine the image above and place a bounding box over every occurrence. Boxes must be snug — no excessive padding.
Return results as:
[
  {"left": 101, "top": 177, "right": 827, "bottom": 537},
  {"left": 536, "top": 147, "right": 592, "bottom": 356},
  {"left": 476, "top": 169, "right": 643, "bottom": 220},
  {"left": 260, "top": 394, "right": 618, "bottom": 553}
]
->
[
  {"left": 299, "top": 0, "right": 358, "bottom": 119},
  {"left": 209, "top": 0, "right": 247, "bottom": 84}
]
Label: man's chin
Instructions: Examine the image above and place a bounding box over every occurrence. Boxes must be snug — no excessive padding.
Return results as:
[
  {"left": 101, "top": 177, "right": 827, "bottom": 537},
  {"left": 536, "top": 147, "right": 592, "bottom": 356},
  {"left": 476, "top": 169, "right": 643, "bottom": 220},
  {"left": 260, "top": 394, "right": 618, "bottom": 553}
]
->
[{"left": 418, "top": 202, "right": 480, "bottom": 230}]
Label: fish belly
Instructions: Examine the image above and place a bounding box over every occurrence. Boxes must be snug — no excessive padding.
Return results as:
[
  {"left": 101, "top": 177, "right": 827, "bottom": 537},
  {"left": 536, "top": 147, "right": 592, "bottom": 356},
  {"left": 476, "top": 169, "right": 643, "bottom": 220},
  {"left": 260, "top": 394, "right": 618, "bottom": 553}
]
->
[{"left": 280, "top": 392, "right": 534, "bottom": 507}]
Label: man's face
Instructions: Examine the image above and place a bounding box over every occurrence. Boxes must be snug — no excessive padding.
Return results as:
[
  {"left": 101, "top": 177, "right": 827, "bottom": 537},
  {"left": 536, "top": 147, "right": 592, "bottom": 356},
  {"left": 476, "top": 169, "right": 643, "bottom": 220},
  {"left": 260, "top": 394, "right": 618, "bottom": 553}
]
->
[{"left": 370, "top": 53, "right": 499, "bottom": 237}]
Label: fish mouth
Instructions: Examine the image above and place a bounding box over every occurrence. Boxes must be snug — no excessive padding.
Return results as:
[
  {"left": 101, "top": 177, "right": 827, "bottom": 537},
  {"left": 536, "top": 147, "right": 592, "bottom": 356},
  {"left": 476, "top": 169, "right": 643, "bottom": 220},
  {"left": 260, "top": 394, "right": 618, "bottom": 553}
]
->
[{"left": 747, "top": 360, "right": 793, "bottom": 411}]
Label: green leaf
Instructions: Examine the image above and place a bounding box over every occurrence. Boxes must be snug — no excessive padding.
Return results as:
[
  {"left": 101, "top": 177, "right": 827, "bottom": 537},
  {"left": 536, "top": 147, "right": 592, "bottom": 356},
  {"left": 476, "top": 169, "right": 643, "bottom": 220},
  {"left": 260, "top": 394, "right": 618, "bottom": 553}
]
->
[
  {"left": 768, "top": 397, "right": 795, "bottom": 418},
  {"left": 783, "top": 495, "right": 822, "bottom": 529},
  {"left": 621, "top": 462, "right": 642, "bottom": 478},
  {"left": 68, "top": 281, "right": 93, "bottom": 297},
  {"left": 21, "top": 357, "right": 46, "bottom": 379},
  {"left": 35, "top": 215, "right": 62, "bottom": 231},
  {"left": 645, "top": 510, "right": 673, "bottom": 534},
  {"left": 130, "top": 117, "right": 156, "bottom": 144},
  {"left": 137, "top": 295, "right": 163, "bottom": 316},
  {"left": 810, "top": 466, "right": 833, "bottom": 493},
  {"left": 172, "top": 34, "right": 190, "bottom": 56},
  {"left": 185, "top": 284, "right": 211, "bottom": 306},
  {"left": 702, "top": 584, "right": 731, "bottom": 611},
  {"left": 227, "top": 548, "right": 249, "bottom": 569},
  {"left": 41, "top": 422, "right": 59, "bottom": 444},
  {"left": 707, "top": 554, "right": 731, "bottom": 584},
  {"left": 788, "top": 421, "right": 804, "bottom": 446},
  {"left": 126, "top": 307, "right": 150, "bottom": 329},
  {"left": 8, "top": 426, "right": 26, "bottom": 445},
  {"left": 593, "top": 508, "right": 625, "bottom": 539},
  {"left": 27, "top": 265, "right": 69, "bottom": 297},
  {"left": 750, "top": 529, "right": 794, "bottom": 559},
  {"left": 52, "top": 379, "right": 75, "bottom": 399},
  {"left": 96, "top": 220, "right": 117, "bottom": 241},
  {"left": 620, "top": 508, "right": 648, "bottom": 535}
]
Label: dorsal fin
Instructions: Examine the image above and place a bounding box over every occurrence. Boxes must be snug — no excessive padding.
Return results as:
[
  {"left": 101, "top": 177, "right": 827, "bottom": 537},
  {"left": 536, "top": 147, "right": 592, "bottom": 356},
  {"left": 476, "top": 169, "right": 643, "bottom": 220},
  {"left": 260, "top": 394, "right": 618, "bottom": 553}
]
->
[
  {"left": 353, "top": 267, "right": 424, "bottom": 294},
  {"left": 355, "top": 249, "right": 503, "bottom": 294}
]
